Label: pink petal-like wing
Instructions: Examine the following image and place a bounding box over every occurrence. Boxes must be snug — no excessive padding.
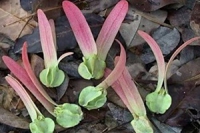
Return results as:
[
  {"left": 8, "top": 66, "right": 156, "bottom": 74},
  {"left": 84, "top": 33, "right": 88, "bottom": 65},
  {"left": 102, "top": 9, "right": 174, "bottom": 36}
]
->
[
  {"left": 2, "top": 56, "right": 55, "bottom": 115},
  {"left": 37, "top": 9, "right": 57, "bottom": 68},
  {"left": 49, "top": 19, "right": 56, "bottom": 47},
  {"left": 111, "top": 79, "right": 132, "bottom": 111},
  {"left": 97, "top": 40, "right": 126, "bottom": 88},
  {"left": 138, "top": 30, "right": 165, "bottom": 92},
  {"left": 5, "top": 75, "right": 38, "bottom": 121},
  {"left": 164, "top": 37, "right": 200, "bottom": 89},
  {"left": 118, "top": 68, "right": 146, "bottom": 116},
  {"left": 62, "top": 1, "right": 97, "bottom": 57},
  {"left": 105, "top": 65, "right": 146, "bottom": 116},
  {"left": 105, "top": 68, "right": 131, "bottom": 112},
  {"left": 22, "top": 43, "right": 57, "bottom": 106},
  {"left": 96, "top": 0, "right": 128, "bottom": 61}
]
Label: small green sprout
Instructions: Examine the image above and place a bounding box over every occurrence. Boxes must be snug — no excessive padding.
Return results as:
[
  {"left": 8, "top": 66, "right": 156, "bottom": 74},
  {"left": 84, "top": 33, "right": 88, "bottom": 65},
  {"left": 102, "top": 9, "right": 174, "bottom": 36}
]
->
[
  {"left": 138, "top": 30, "right": 200, "bottom": 114},
  {"left": 2, "top": 43, "right": 83, "bottom": 128},
  {"left": 37, "top": 9, "right": 73, "bottom": 87},
  {"left": 62, "top": 0, "right": 128, "bottom": 110},
  {"left": 78, "top": 40, "right": 126, "bottom": 110},
  {"left": 138, "top": 30, "right": 171, "bottom": 114},
  {"left": 5, "top": 75, "right": 55, "bottom": 133},
  {"left": 62, "top": 0, "right": 128, "bottom": 80},
  {"left": 107, "top": 64, "right": 153, "bottom": 133}
]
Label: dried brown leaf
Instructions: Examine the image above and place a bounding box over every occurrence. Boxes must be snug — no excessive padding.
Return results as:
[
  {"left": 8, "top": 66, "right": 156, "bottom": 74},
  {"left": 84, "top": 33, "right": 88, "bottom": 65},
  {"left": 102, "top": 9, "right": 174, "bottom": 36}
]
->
[
  {"left": 120, "top": 8, "right": 167, "bottom": 48},
  {"left": 158, "top": 83, "right": 200, "bottom": 127},
  {"left": 190, "top": 1, "right": 200, "bottom": 36},
  {"left": 169, "top": 57, "right": 200, "bottom": 84},
  {"left": 0, "top": 85, "right": 16, "bottom": 110},
  {"left": 0, "top": 0, "right": 37, "bottom": 40},
  {"left": 128, "top": 0, "right": 186, "bottom": 11},
  {"left": 0, "top": 106, "right": 29, "bottom": 129}
]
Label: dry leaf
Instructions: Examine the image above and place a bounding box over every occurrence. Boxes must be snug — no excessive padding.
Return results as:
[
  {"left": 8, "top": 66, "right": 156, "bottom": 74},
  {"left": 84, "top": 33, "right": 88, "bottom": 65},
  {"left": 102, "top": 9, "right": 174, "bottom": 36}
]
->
[
  {"left": 128, "top": 0, "right": 186, "bottom": 11},
  {"left": 20, "top": 0, "right": 62, "bottom": 19},
  {"left": 0, "top": 85, "right": 16, "bottom": 110},
  {"left": 169, "top": 57, "right": 200, "bottom": 85},
  {"left": 0, "top": 0, "right": 37, "bottom": 40},
  {"left": 120, "top": 7, "right": 167, "bottom": 48},
  {"left": 190, "top": 1, "right": 200, "bottom": 36},
  {"left": 30, "top": 54, "right": 44, "bottom": 77},
  {"left": 0, "top": 106, "right": 29, "bottom": 129},
  {"left": 85, "top": 0, "right": 119, "bottom": 13}
]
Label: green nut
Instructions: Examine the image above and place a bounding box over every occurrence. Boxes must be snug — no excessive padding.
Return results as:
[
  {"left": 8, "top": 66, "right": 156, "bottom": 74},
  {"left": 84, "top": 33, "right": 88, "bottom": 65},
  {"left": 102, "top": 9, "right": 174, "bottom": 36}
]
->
[
  {"left": 29, "top": 116, "right": 55, "bottom": 133},
  {"left": 78, "top": 55, "right": 106, "bottom": 80},
  {"left": 146, "top": 88, "right": 172, "bottom": 114},
  {"left": 54, "top": 103, "right": 83, "bottom": 128},
  {"left": 39, "top": 66, "right": 65, "bottom": 87},
  {"left": 79, "top": 86, "right": 107, "bottom": 110},
  {"left": 131, "top": 116, "right": 153, "bottom": 133}
]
